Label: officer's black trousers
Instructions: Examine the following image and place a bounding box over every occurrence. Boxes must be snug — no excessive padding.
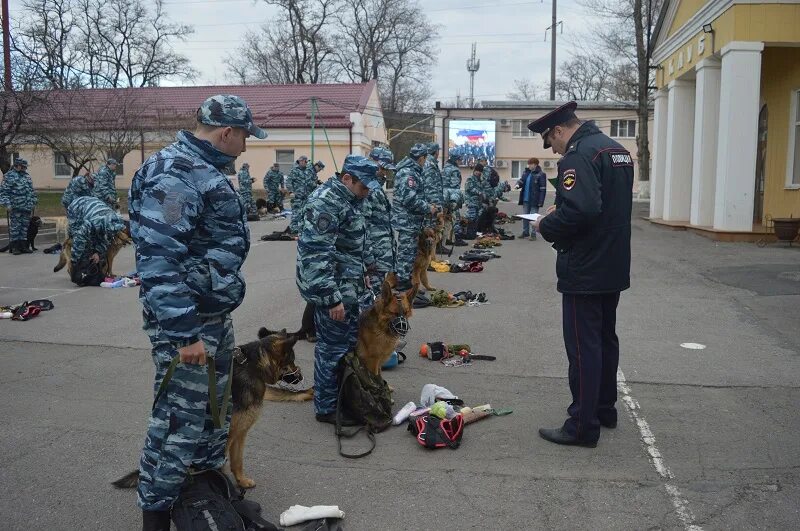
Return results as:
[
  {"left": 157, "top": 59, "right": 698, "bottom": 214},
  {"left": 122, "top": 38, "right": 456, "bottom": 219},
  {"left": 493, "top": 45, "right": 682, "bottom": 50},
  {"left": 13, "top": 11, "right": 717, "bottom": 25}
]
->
[{"left": 561, "top": 292, "right": 621, "bottom": 443}]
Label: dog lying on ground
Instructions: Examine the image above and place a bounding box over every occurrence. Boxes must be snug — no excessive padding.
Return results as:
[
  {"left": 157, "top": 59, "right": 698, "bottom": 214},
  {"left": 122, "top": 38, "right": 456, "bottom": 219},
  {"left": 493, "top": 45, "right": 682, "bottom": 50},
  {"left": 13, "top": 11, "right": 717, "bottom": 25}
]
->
[
  {"left": 0, "top": 216, "right": 42, "bottom": 252},
  {"left": 53, "top": 228, "right": 132, "bottom": 279},
  {"left": 357, "top": 272, "right": 418, "bottom": 377},
  {"left": 113, "top": 329, "right": 303, "bottom": 490}
]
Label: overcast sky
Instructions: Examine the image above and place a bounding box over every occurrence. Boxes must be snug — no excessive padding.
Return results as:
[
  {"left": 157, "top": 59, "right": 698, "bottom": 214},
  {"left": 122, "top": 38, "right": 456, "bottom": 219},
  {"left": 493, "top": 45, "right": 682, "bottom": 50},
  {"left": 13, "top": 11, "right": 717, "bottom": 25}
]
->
[{"left": 11, "top": 0, "right": 595, "bottom": 103}]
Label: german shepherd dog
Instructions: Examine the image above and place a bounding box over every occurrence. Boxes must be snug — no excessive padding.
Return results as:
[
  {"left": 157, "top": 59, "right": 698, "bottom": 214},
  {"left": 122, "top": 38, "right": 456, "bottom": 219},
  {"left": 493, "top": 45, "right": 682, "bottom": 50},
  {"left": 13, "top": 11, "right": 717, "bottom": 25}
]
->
[
  {"left": 0, "top": 216, "right": 42, "bottom": 252},
  {"left": 357, "top": 272, "right": 418, "bottom": 376},
  {"left": 412, "top": 227, "right": 437, "bottom": 291},
  {"left": 53, "top": 227, "right": 132, "bottom": 279},
  {"left": 113, "top": 330, "right": 303, "bottom": 490}
]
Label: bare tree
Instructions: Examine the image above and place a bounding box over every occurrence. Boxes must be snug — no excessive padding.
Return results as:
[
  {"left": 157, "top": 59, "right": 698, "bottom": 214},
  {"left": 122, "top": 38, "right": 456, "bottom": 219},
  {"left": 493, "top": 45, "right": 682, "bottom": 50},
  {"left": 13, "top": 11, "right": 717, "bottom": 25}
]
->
[
  {"left": 555, "top": 55, "right": 613, "bottom": 101},
  {"left": 576, "top": 0, "right": 663, "bottom": 185},
  {"left": 0, "top": 58, "right": 50, "bottom": 172},
  {"left": 507, "top": 78, "right": 542, "bottom": 101},
  {"left": 379, "top": 14, "right": 438, "bottom": 113},
  {"left": 226, "top": 24, "right": 321, "bottom": 85},
  {"left": 13, "top": 0, "right": 196, "bottom": 88}
]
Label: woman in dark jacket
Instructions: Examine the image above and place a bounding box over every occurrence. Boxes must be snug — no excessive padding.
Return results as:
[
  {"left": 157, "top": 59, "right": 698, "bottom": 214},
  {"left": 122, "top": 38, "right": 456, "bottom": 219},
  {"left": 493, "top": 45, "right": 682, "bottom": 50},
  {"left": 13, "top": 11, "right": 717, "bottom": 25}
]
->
[{"left": 517, "top": 157, "right": 547, "bottom": 240}]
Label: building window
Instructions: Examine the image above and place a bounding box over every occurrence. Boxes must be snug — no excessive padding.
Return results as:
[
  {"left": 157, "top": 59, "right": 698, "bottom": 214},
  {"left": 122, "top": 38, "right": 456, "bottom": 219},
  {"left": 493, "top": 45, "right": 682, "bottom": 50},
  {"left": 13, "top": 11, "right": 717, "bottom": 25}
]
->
[
  {"left": 276, "top": 150, "right": 295, "bottom": 176},
  {"left": 511, "top": 160, "right": 530, "bottom": 180},
  {"left": 611, "top": 119, "right": 637, "bottom": 138},
  {"left": 788, "top": 89, "right": 800, "bottom": 188},
  {"left": 512, "top": 120, "right": 534, "bottom": 138},
  {"left": 54, "top": 152, "right": 71, "bottom": 178}
]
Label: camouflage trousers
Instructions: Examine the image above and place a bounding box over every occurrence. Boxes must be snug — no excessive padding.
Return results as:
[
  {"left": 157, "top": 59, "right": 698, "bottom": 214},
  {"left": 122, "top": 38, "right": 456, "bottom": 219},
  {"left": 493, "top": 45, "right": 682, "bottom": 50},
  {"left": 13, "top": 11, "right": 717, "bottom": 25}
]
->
[
  {"left": 267, "top": 189, "right": 283, "bottom": 210},
  {"left": 289, "top": 196, "right": 306, "bottom": 233},
  {"left": 465, "top": 203, "right": 482, "bottom": 222},
  {"left": 8, "top": 209, "right": 31, "bottom": 241},
  {"left": 367, "top": 270, "right": 388, "bottom": 300},
  {"left": 137, "top": 314, "right": 235, "bottom": 511},
  {"left": 394, "top": 227, "right": 420, "bottom": 290},
  {"left": 239, "top": 191, "right": 255, "bottom": 215},
  {"left": 313, "top": 301, "right": 359, "bottom": 415}
]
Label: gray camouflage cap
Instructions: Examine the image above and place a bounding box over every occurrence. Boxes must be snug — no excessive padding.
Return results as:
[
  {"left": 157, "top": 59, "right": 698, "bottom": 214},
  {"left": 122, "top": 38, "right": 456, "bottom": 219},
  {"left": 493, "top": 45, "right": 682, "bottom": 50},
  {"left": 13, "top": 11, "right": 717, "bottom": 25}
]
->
[
  {"left": 409, "top": 143, "right": 428, "bottom": 158},
  {"left": 369, "top": 147, "right": 396, "bottom": 170},
  {"left": 427, "top": 143, "right": 440, "bottom": 155},
  {"left": 197, "top": 94, "right": 267, "bottom": 139},
  {"left": 342, "top": 155, "right": 381, "bottom": 191}
]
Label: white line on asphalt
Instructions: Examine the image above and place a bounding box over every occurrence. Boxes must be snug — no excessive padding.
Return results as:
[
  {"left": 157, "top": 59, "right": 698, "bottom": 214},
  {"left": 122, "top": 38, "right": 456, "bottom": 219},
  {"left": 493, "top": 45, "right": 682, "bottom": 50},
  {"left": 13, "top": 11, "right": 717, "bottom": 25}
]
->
[
  {"left": 0, "top": 286, "right": 72, "bottom": 291},
  {"left": 617, "top": 368, "right": 703, "bottom": 531}
]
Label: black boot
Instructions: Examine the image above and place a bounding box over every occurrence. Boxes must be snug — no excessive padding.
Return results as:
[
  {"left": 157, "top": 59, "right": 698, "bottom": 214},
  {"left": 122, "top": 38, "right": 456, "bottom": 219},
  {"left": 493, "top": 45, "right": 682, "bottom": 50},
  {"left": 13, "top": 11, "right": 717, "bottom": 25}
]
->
[
  {"left": 142, "top": 510, "right": 171, "bottom": 531},
  {"left": 11, "top": 241, "right": 21, "bottom": 255},
  {"left": 19, "top": 242, "right": 32, "bottom": 253}
]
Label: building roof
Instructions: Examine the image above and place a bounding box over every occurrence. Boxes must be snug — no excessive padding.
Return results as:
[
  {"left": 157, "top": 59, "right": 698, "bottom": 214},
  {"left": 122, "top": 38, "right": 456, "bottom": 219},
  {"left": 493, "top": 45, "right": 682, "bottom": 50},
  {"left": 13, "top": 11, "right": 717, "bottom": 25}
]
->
[
  {"left": 23, "top": 81, "right": 378, "bottom": 132},
  {"left": 474, "top": 100, "right": 640, "bottom": 110}
]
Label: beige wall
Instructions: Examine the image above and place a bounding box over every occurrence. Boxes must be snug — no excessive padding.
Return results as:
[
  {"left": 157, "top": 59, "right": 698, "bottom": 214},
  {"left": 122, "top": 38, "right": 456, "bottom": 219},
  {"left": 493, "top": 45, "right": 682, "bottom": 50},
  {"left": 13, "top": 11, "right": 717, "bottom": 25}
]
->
[
  {"left": 435, "top": 107, "right": 652, "bottom": 192},
  {"left": 16, "top": 126, "right": 380, "bottom": 191}
]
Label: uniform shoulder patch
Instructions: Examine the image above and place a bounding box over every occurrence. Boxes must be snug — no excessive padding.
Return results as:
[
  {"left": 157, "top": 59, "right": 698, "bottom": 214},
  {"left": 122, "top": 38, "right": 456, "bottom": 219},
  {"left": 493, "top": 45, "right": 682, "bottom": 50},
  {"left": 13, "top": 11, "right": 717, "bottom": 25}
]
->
[
  {"left": 163, "top": 191, "right": 186, "bottom": 225},
  {"left": 562, "top": 169, "right": 577, "bottom": 191},
  {"left": 316, "top": 212, "right": 334, "bottom": 233},
  {"left": 407, "top": 176, "right": 417, "bottom": 188},
  {"left": 609, "top": 150, "right": 634, "bottom": 167}
]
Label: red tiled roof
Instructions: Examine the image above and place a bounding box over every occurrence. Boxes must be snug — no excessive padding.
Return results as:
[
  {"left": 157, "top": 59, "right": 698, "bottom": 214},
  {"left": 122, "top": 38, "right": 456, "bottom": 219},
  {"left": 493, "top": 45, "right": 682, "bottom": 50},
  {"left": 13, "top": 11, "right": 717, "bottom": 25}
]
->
[{"left": 23, "top": 80, "right": 377, "bottom": 131}]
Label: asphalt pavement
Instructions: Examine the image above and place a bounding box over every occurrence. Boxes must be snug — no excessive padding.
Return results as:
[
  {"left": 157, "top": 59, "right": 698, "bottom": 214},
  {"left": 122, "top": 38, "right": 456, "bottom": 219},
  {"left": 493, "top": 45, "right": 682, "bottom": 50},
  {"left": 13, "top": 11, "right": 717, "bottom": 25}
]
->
[{"left": 1, "top": 199, "right": 798, "bottom": 530}]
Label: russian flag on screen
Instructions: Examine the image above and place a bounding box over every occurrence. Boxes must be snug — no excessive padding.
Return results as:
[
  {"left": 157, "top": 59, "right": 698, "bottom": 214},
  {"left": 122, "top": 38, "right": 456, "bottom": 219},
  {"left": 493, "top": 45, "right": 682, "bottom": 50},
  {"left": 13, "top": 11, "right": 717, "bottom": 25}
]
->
[{"left": 457, "top": 129, "right": 486, "bottom": 141}]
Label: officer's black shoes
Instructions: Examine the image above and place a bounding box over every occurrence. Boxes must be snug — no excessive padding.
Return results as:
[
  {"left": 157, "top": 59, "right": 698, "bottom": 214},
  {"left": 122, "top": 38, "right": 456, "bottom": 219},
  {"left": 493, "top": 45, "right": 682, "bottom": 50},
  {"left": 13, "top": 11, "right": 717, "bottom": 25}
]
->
[
  {"left": 454, "top": 239, "right": 468, "bottom": 246},
  {"left": 142, "top": 509, "right": 171, "bottom": 531},
  {"left": 599, "top": 418, "right": 617, "bottom": 429},
  {"left": 11, "top": 242, "right": 21, "bottom": 255},
  {"left": 20, "top": 244, "right": 32, "bottom": 253},
  {"left": 538, "top": 427, "right": 598, "bottom": 448},
  {"left": 316, "top": 411, "right": 360, "bottom": 427}
]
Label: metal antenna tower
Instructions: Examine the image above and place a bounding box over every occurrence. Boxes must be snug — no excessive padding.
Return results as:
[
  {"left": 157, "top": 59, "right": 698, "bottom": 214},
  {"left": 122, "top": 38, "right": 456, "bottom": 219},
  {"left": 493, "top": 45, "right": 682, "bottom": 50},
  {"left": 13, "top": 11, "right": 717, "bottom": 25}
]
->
[{"left": 466, "top": 43, "right": 480, "bottom": 109}]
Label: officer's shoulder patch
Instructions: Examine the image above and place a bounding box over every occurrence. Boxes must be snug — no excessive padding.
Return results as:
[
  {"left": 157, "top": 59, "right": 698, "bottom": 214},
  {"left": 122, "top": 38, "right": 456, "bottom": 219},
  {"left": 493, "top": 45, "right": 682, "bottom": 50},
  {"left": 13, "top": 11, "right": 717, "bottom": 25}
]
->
[
  {"left": 163, "top": 191, "right": 186, "bottom": 225},
  {"left": 316, "top": 212, "right": 334, "bottom": 233},
  {"left": 562, "top": 169, "right": 577, "bottom": 191},
  {"left": 407, "top": 176, "right": 417, "bottom": 188},
  {"left": 609, "top": 150, "right": 634, "bottom": 167}
]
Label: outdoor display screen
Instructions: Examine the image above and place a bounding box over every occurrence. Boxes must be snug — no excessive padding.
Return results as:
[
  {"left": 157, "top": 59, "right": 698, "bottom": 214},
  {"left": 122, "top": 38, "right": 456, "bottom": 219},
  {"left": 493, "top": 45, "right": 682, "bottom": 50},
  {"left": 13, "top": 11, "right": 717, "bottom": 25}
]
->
[{"left": 448, "top": 120, "right": 496, "bottom": 167}]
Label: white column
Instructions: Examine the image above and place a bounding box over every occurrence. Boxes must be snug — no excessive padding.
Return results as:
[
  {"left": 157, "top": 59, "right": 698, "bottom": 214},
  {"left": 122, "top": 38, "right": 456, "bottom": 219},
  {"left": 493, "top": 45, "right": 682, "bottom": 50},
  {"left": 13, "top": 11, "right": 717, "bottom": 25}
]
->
[
  {"left": 650, "top": 88, "right": 669, "bottom": 219},
  {"left": 714, "top": 41, "right": 764, "bottom": 231},
  {"left": 663, "top": 79, "right": 695, "bottom": 221},
  {"left": 690, "top": 57, "right": 721, "bottom": 227}
]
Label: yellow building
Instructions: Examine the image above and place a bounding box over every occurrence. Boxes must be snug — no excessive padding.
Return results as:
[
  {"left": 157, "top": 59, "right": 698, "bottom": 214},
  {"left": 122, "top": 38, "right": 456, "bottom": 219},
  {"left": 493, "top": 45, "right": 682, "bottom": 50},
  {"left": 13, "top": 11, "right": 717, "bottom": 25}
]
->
[
  {"left": 650, "top": 0, "right": 800, "bottom": 238},
  {"left": 14, "top": 81, "right": 387, "bottom": 191}
]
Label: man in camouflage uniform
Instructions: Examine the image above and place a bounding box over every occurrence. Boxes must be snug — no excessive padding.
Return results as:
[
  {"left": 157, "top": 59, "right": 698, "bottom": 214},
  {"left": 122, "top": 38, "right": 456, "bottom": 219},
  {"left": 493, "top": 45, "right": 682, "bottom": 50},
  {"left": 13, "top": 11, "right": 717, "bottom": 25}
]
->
[
  {"left": 263, "top": 162, "right": 284, "bottom": 212},
  {"left": 287, "top": 155, "right": 316, "bottom": 234},
  {"left": 391, "top": 143, "right": 437, "bottom": 291},
  {"left": 237, "top": 162, "right": 256, "bottom": 215},
  {"left": 464, "top": 163, "right": 487, "bottom": 230},
  {"left": 364, "top": 146, "right": 396, "bottom": 299},
  {"left": 128, "top": 94, "right": 264, "bottom": 529},
  {"left": 296, "top": 155, "right": 379, "bottom": 423},
  {"left": 61, "top": 172, "right": 95, "bottom": 211},
  {"left": 442, "top": 151, "right": 466, "bottom": 245},
  {"left": 92, "top": 158, "right": 119, "bottom": 209},
  {"left": 66, "top": 195, "right": 125, "bottom": 269},
  {"left": 422, "top": 143, "right": 444, "bottom": 231},
  {"left": 0, "top": 159, "right": 38, "bottom": 255}
]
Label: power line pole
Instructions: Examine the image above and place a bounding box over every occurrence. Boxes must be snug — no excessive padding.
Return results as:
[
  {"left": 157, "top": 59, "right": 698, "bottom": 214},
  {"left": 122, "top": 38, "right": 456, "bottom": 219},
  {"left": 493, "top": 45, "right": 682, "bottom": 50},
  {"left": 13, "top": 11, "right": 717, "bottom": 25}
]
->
[
  {"left": 549, "top": 0, "right": 557, "bottom": 100},
  {"left": 2, "top": 0, "right": 12, "bottom": 91},
  {"left": 466, "top": 42, "right": 480, "bottom": 109}
]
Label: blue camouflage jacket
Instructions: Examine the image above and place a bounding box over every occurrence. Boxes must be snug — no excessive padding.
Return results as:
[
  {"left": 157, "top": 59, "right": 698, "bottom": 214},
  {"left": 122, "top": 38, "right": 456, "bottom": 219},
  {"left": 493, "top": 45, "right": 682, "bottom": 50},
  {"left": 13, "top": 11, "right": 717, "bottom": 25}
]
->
[
  {"left": 263, "top": 169, "right": 283, "bottom": 195},
  {"left": 67, "top": 196, "right": 125, "bottom": 264},
  {"left": 296, "top": 177, "right": 366, "bottom": 309},
  {"left": 288, "top": 164, "right": 316, "bottom": 200},
  {"left": 442, "top": 162, "right": 463, "bottom": 207},
  {"left": 391, "top": 156, "right": 429, "bottom": 230},
  {"left": 362, "top": 186, "right": 394, "bottom": 273},
  {"left": 0, "top": 169, "right": 37, "bottom": 211},
  {"left": 61, "top": 175, "right": 94, "bottom": 209},
  {"left": 423, "top": 156, "right": 444, "bottom": 206},
  {"left": 237, "top": 168, "right": 253, "bottom": 195},
  {"left": 464, "top": 173, "right": 485, "bottom": 210},
  {"left": 129, "top": 130, "right": 250, "bottom": 346},
  {"left": 93, "top": 166, "right": 117, "bottom": 204}
]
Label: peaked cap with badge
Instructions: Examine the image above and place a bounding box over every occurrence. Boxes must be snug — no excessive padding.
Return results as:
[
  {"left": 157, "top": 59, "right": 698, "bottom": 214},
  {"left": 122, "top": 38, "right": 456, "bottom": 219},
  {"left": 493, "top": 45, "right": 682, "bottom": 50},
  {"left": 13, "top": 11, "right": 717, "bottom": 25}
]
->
[{"left": 527, "top": 101, "right": 578, "bottom": 149}]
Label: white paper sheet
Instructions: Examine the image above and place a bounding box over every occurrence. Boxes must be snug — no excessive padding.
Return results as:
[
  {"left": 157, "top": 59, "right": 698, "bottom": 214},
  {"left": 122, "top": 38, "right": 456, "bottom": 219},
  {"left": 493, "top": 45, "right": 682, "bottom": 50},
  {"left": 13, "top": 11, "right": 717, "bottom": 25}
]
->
[{"left": 514, "top": 213, "right": 542, "bottom": 222}]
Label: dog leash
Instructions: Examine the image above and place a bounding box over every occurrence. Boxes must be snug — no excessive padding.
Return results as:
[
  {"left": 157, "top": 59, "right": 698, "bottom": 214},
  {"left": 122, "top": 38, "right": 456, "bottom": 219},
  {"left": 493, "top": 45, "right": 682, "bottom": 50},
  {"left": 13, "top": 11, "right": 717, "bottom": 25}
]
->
[{"left": 153, "top": 353, "right": 234, "bottom": 430}]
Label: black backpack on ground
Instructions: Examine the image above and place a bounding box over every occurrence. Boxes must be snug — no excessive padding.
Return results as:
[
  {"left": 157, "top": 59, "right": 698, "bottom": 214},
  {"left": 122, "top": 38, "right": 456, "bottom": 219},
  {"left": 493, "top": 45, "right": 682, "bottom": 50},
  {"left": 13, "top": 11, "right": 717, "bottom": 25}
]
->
[
  {"left": 336, "top": 351, "right": 393, "bottom": 458},
  {"left": 71, "top": 255, "right": 107, "bottom": 286},
  {"left": 171, "top": 469, "right": 279, "bottom": 531}
]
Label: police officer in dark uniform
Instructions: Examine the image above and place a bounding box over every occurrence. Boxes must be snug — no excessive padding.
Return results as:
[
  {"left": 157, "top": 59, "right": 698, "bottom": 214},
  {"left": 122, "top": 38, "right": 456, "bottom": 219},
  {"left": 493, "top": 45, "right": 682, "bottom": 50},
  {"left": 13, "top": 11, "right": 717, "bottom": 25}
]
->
[{"left": 529, "top": 101, "right": 634, "bottom": 448}]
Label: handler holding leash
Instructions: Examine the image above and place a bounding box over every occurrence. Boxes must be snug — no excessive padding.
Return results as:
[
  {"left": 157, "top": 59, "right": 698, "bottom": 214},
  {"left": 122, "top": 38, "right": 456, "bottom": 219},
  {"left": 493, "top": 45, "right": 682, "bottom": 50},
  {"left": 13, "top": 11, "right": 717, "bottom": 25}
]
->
[
  {"left": 530, "top": 101, "right": 634, "bottom": 448},
  {"left": 129, "top": 94, "right": 265, "bottom": 529}
]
